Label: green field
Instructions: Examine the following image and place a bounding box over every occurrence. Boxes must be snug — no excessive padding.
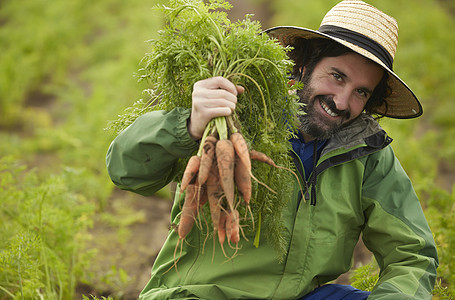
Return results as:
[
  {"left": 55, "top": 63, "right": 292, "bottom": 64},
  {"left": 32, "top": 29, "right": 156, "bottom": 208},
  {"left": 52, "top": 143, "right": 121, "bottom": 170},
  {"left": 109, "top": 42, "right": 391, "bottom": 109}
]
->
[{"left": 1, "top": 0, "right": 454, "bottom": 298}]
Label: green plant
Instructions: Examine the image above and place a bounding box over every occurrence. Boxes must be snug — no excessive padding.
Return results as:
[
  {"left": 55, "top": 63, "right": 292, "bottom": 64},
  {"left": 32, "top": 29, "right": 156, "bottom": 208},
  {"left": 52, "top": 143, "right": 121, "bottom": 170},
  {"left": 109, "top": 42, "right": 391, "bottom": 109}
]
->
[
  {"left": 433, "top": 279, "right": 455, "bottom": 300},
  {"left": 1, "top": 0, "right": 166, "bottom": 296},
  {"left": 350, "top": 262, "right": 379, "bottom": 292},
  {"left": 0, "top": 157, "right": 95, "bottom": 299},
  {"left": 425, "top": 186, "right": 455, "bottom": 296}
]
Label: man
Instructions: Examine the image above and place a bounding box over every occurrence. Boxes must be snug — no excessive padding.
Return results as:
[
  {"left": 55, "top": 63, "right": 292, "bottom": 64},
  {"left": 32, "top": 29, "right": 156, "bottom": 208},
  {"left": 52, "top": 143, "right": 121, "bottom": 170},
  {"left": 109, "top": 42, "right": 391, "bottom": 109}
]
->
[{"left": 106, "top": 0, "right": 438, "bottom": 299}]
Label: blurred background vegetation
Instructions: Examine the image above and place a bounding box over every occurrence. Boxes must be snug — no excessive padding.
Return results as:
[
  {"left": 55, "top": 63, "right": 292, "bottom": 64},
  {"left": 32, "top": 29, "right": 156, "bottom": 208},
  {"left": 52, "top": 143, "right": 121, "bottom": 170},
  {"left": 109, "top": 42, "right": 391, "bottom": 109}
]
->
[{"left": 0, "top": 0, "right": 454, "bottom": 298}]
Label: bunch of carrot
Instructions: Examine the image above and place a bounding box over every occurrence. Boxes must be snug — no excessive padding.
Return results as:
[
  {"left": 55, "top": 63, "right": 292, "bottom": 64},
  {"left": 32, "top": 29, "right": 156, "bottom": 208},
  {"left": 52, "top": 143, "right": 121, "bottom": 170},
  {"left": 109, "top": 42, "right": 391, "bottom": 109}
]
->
[
  {"left": 175, "top": 115, "right": 301, "bottom": 259},
  {"left": 178, "top": 129, "right": 250, "bottom": 254}
]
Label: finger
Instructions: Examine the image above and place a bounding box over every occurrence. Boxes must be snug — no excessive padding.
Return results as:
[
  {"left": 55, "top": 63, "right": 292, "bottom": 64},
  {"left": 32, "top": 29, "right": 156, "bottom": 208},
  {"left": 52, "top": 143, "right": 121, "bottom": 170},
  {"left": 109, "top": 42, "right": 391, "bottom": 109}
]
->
[
  {"left": 236, "top": 85, "right": 245, "bottom": 95},
  {"left": 201, "top": 98, "right": 236, "bottom": 112},
  {"left": 194, "top": 88, "right": 238, "bottom": 104},
  {"left": 195, "top": 76, "right": 239, "bottom": 96},
  {"left": 205, "top": 106, "right": 233, "bottom": 118}
]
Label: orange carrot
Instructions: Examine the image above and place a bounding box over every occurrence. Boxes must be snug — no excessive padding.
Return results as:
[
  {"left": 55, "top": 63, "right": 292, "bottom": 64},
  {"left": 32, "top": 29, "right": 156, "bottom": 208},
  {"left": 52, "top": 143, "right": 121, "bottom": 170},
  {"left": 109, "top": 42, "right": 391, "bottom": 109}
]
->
[
  {"left": 206, "top": 164, "right": 223, "bottom": 232},
  {"left": 195, "top": 184, "right": 208, "bottom": 230},
  {"left": 216, "top": 139, "right": 235, "bottom": 211},
  {"left": 225, "top": 209, "right": 240, "bottom": 245},
  {"left": 230, "top": 132, "right": 251, "bottom": 172},
  {"left": 250, "top": 149, "right": 304, "bottom": 198},
  {"left": 225, "top": 209, "right": 233, "bottom": 245},
  {"left": 218, "top": 211, "right": 226, "bottom": 247},
  {"left": 249, "top": 149, "right": 277, "bottom": 167},
  {"left": 180, "top": 155, "right": 201, "bottom": 192},
  {"left": 213, "top": 209, "right": 227, "bottom": 258},
  {"left": 218, "top": 210, "right": 227, "bottom": 245},
  {"left": 234, "top": 155, "right": 252, "bottom": 205},
  {"left": 229, "top": 209, "right": 240, "bottom": 244},
  {"left": 166, "top": 181, "right": 204, "bottom": 275},
  {"left": 198, "top": 184, "right": 208, "bottom": 207},
  {"left": 198, "top": 136, "right": 217, "bottom": 186},
  {"left": 231, "top": 133, "right": 279, "bottom": 199},
  {"left": 230, "top": 132, "right": 252, "bottom": 204},
  {"left": 178, "top": 183, "right": 198, "bottom": 239}
]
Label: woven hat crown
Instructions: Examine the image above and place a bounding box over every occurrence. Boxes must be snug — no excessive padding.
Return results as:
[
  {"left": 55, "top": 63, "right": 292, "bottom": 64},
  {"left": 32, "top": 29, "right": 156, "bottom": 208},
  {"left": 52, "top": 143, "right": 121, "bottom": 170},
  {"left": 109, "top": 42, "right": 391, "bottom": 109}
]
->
[{"left": 319, "top": 0, "right": 399, "bottom": 69}]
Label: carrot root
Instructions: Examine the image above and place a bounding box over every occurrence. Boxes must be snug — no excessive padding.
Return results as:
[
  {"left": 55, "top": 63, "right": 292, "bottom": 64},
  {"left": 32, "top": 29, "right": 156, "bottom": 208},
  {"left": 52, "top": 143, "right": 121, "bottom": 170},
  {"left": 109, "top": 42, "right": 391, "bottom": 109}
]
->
[
  {"left": 180, "top": 155, "right": 201, "bottom": 192},
  {"left": 250, "top": 149, "right": 304, "bottom": 196},
  {"left": 234, "top": 155, "right": 252, "bottom": 205},
  {"left": 218, "top": 210, "right": 228, "bottom": 258},
  {"left": 178, "top": 183, "right": 199, "bottom": 239},
  {"left": 198, "top": 136, "right": 217, "bottom": 186},
  {"left": 216, "top": 139, "right": 235, "bottom": 211}
]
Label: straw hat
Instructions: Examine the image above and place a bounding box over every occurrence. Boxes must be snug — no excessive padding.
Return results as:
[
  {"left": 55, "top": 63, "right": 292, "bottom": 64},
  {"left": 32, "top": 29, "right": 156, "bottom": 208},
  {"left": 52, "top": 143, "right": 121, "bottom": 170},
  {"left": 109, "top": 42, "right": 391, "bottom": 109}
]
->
[{"left": 265, "top": 0, "right": 422, "bottom": 119}]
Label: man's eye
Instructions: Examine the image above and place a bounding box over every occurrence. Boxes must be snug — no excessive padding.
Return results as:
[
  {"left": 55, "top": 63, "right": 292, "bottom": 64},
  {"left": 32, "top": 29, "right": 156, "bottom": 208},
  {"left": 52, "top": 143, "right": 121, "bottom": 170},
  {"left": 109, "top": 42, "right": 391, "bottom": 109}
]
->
[
  {"left": 357, "top": 89, "right": 367, "bottom": 97},
  {"left": 332, "top": 73, "right": 342, "bottom": 81}
]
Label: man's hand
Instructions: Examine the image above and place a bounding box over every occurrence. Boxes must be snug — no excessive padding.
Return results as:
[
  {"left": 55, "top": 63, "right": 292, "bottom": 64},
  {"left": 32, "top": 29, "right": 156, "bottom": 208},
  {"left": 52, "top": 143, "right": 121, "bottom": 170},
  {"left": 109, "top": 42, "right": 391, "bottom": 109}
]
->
[{"left": 187, "top": 76, "right": 244, "bottom": 140}]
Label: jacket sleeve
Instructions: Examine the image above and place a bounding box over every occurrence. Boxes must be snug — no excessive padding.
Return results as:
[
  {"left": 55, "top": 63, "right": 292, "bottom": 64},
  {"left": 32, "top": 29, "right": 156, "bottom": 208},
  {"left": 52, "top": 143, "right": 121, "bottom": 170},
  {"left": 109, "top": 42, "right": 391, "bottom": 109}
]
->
[
  {"left": 361, "top": 146, "right": 438, "bottom": 300},
  {"left": 106, "top": 107, "right": 199, "bottom": 196}
]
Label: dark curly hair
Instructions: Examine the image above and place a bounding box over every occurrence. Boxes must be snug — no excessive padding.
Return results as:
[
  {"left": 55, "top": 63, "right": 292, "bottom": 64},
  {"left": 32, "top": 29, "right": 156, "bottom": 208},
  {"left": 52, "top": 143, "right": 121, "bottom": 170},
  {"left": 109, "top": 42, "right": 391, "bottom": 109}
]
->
[{"left": 287, "top": 38, "right": 391, "bottom": 117}]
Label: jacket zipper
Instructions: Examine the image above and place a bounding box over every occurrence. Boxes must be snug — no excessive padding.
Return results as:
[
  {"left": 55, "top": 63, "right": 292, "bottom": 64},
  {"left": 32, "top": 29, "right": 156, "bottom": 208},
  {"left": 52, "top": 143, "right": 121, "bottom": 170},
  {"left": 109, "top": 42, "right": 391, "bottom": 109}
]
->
[
  {"left": 290, "top": 149, "right": 309, "bottom": 207},
  {"left": 290, "top": 130, "right": 393, "bottom": 207}
]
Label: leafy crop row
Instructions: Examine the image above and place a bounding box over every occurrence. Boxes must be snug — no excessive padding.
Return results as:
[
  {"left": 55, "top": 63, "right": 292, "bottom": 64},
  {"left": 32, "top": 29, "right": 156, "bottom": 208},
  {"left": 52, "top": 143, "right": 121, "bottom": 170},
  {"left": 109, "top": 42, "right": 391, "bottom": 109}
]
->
[
  {"left": 0, "top": 157, "right": 95, "bottom": 299},
  {"left": 0, "top": 0, "right": 164, "bottom": 297}
]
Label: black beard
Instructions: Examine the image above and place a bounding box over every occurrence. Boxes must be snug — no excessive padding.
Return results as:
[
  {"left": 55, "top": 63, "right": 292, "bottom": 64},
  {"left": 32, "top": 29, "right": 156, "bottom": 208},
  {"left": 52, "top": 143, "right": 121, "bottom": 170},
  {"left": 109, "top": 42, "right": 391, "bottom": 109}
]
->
[{"left": 297, "top": 75, "right": 350, "bottom": 140}]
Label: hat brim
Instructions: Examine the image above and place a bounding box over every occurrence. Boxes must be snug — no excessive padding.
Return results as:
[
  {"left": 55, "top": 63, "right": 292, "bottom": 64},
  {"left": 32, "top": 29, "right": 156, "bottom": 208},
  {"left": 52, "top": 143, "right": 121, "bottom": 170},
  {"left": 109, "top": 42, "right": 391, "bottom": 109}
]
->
[{"left": 264, "top": 26, "right": 423, "bottom": 119}]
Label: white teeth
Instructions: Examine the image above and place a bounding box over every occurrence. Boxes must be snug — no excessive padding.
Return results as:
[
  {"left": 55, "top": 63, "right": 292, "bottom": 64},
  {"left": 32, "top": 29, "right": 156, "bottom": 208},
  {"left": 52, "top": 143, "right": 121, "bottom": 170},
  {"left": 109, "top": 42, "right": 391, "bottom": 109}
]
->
[{"left": 321, "top": 102, "right": 338, "bottom": 117}]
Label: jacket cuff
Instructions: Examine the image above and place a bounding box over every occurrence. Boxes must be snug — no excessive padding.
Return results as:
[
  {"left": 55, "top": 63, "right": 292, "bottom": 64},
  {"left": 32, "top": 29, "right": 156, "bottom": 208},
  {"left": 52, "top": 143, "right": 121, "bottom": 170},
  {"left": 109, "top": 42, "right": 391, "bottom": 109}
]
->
[{"left": 175, "top": 107, "right": 199, "bottom": 151}]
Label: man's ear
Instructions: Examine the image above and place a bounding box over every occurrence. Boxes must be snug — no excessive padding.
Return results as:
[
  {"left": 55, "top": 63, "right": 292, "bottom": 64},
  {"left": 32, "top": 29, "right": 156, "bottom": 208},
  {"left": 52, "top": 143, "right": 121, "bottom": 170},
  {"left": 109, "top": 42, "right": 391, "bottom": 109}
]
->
[{"left": 298, "top": 66, "right": 306, "bottom": 82}]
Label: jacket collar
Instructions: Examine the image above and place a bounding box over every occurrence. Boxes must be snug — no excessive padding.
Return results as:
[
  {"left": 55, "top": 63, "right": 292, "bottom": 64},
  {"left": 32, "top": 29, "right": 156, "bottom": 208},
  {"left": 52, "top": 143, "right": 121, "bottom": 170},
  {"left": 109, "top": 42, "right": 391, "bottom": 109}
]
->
[{"left": 321, "top": 113, "right": 390, "bottom": 158}]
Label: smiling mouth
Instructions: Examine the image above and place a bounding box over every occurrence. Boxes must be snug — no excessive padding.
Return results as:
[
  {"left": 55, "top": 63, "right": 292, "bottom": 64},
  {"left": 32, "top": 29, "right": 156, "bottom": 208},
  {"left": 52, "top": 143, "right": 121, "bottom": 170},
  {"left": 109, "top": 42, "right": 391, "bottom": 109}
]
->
[{"left": 320, "top": 100, "right": 339, "bottom": 117}]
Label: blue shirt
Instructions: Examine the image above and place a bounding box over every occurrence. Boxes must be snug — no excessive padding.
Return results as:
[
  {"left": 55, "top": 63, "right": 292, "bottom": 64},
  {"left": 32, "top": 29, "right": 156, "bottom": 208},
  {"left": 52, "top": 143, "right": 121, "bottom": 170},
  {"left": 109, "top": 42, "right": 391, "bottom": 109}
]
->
[{"left": 290, "top": 132, "right": 327, "bottom": 181}]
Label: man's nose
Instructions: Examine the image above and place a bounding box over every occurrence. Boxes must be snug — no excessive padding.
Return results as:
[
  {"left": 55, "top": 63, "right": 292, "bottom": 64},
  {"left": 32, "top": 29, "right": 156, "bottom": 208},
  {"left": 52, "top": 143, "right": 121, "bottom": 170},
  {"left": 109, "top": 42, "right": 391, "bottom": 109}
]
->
[{"left": 333, "top": 89, "right": 350, "bottom": 111}]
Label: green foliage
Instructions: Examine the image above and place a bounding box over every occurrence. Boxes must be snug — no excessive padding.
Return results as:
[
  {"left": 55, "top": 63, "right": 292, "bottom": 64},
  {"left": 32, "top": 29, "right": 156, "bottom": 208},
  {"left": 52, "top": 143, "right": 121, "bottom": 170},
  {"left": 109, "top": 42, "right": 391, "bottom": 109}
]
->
[
  {"left": 433, "top": 279, "right": 455, "bottom": 300},
  {"left": 0, "top": 157, "right": 95, "bottom": 299},
  {"left": 425, "top": 187, "right": 455, "bottom": 296},
  {"left": 0, "top": 1, "right": 71, "bottom": 126},
  {"left": 350, "top": 262, "right": 379, "bottom": 292},
  {"left": 0, "top": 0, "right": 165, "bottom": 297}
]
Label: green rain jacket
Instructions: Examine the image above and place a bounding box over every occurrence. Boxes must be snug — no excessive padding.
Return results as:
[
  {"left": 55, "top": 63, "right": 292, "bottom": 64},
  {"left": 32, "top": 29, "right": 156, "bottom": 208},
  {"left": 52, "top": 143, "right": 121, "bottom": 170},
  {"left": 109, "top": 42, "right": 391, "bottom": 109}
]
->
[{"left": 106, "top": 107, "right": 438, "bottom": 300}]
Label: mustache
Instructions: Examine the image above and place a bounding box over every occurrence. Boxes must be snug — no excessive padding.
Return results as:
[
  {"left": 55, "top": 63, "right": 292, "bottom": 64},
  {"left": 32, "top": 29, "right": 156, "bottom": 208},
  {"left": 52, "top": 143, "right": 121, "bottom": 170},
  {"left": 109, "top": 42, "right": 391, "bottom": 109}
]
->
[{"left": 316, "top": 95, "right": 351, "bottom": 119}]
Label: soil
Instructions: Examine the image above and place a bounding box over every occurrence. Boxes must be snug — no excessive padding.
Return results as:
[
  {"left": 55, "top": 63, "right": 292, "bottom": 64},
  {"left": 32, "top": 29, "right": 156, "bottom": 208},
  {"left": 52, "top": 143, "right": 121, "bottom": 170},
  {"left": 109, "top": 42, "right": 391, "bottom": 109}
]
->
[{"left": 76, "top": 189, "right": 174, "bottom": 299}]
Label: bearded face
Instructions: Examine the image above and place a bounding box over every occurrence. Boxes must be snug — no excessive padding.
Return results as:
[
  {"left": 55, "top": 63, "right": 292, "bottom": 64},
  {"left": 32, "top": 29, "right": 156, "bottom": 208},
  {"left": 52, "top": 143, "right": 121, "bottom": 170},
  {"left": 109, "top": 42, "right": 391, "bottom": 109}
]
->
[
  {"left": 295, "top": 53, "right": 384, "bottom": 141},
  {"left": 297, "top": 81, "right": 350, "bottom": 140}
]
